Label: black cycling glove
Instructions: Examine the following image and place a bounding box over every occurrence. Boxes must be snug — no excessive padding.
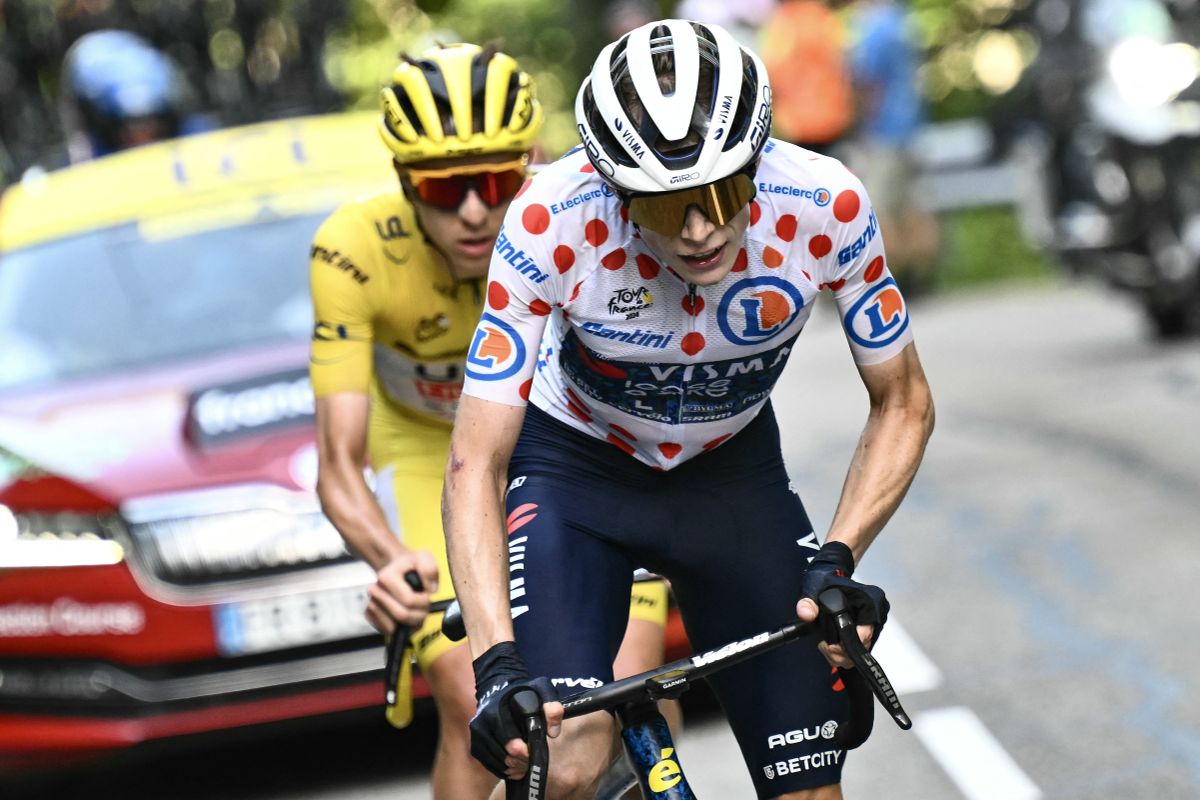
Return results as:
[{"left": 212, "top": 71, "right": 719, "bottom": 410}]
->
[
  {"left": 799, "top": 540, "right": 890, "bottom": 644},
  {"left": 469, "top": 641, "right": 558, "bottom": 778}
]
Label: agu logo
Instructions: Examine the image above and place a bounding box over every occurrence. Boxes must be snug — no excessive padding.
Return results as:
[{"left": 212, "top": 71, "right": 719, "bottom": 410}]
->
[
  {"left": 844, "top": 277, "right": 908, "bottom": 348},
  {"left": 466, "top": 313, "right": 526, "bottom": 381},
  {"left": 718, "top": 276, "right": 805, "bottom": 345}
]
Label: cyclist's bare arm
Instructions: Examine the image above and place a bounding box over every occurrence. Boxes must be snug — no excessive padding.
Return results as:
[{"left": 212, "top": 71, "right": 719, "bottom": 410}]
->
[
  {"left": 442, "top": 394, "right": 528, "bottom": 654},
  {"left": 826, "top": 342, "right": 934, "bottom": 559},
  {"left": 314, "top": 392, "right": 436, "bottom": 633},
  {"left": 800, "top": 342, "right": 934, "bottom": 665}
]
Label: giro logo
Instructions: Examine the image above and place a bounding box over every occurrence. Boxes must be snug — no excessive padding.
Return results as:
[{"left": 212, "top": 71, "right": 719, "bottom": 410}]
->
[
  {"left": 843, "top": 277, "right": 908, "bottom": 349},
  {"left": 717, "top": 276, "right": 805, "bottom": 345},
  {"left": 578, "top": 124, "right": 615, "bottom": 177},
  {"left": 465, "top": 313, "right": 526, "bottom": 381},
  {"left": 670, "top": 172, "right": 701, "bottom": 185}
]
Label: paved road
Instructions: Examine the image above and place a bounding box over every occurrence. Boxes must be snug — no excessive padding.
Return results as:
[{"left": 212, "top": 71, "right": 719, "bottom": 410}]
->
[{"left": 12, "top": 280, "right": 1200, "bottom": 799}]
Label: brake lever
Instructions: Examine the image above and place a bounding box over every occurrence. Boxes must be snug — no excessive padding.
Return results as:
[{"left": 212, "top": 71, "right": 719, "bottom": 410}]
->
[{"left": 818, "top": 588, "right": 912, "bottom": 730}]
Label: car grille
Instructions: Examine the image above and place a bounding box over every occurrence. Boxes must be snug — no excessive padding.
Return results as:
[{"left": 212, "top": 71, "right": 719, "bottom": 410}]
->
[{"left": 122, "top": 485, "right": 355, "bottom": 586}]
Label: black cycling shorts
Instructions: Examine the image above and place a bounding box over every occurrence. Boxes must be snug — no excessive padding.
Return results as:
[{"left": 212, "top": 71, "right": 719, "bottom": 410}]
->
[{"left": 505, "top": 402, "right": 851, "bottom": 797}]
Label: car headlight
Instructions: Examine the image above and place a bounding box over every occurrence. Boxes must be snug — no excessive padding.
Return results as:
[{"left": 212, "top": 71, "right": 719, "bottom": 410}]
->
[
  {"left": 1108, "top": 38, "right": 1200, "bottom": 109},
  {"left": 0, "top": 505, "right": 126, "bottom": 568}
]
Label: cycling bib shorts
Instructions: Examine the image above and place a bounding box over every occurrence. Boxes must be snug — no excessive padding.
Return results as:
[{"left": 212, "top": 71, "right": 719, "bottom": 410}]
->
[{"left": 505, "top": 402, "right": 850, "bottom": 796}]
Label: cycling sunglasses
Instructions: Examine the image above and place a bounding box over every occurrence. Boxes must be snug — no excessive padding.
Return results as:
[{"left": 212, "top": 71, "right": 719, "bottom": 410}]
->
[
  {"left": 403, "top": 157, "right": 528, "bottom": 211},
  {"left": 625, "top": 170, "right": 757, "bottom": 236}
]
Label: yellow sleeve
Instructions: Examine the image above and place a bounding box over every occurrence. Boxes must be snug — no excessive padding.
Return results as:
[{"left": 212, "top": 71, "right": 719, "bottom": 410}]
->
[{"left": 309, "top": 206, "right": 377, "bottom": 397}]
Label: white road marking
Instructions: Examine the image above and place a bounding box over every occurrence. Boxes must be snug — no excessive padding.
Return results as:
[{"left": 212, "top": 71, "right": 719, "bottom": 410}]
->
[
  {"left": 913, "top": 706, "right": 1041, "bottom": 800},
  {"left": 871, "top": 618, "right": 943, "bottom": 695}
]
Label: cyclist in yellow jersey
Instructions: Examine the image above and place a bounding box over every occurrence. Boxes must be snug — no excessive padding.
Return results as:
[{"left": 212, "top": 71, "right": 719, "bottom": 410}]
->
[{"left": 308, "top": 43, "right": 673, "bottom": 798}]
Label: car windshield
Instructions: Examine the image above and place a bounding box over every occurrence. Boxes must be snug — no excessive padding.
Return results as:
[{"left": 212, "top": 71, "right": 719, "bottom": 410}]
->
[{"left": 0, "top": 213, "right": 323, "bottom": 392}]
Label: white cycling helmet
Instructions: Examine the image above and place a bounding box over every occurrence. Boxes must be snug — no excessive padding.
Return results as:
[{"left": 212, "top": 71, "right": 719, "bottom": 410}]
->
[{"left": 575, "top": 18, "right": 772, "bottom": 195}]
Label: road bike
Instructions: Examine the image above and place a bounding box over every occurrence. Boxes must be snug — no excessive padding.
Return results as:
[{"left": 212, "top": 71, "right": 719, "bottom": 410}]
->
[{"left": 442, "top": 587, "right": 912, "bottom": 800}]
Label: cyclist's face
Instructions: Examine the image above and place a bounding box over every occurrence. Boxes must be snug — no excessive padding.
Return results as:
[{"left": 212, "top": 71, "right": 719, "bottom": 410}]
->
[
  {"left": 398, "top": 152, "right": 527, "bottom": 280},
  {"left": 638, "top": 203, "right": 751, "bottom": 286}
]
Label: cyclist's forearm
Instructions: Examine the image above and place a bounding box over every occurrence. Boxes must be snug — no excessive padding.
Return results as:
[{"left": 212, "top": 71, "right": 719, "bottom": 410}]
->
[
  {"left": 828, "top": 352, "right": 934, "bottom": 563},
  {"left": 443, "top": 440, "right": 515, "bottom": 655},
  {"left": 317, "top": 462, "right": 402, "bottom": 571}
]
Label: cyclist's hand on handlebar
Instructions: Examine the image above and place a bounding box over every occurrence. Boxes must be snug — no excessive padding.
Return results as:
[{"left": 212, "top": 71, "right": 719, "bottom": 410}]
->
[
  {"left": 470, "top": 641, "right": 561, "bottom": 779},
  {"left": 365, "top": 549, "right": 438, "bottom": 636},
  {"left": 796, "top": 541, "right": 889, "bottom": 668}
]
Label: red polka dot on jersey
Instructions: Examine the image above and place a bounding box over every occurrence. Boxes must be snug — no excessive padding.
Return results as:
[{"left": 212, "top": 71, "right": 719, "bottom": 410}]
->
[
  {"left": 606, "top": 434, "right": 635, "bottom": 457},
  {"left": 833, "top": 190, "right": 861, "bottom": 223},
  {"left": 864, "top": 256, "right": 885, "bottom": 283},
  {"left": 553, "top": 245, "right": 575, "bottom": 273},
  {"left": 763, "top": 246, "right": 784, "bottom": 268},
  {"left": 819, "top": 278, "right": 847, "bottom": 292},
  {"left": 585, "top": 219, "right": 609, "bottom": 247},
  {"left": 703, "top": 434, "right": 732, "bottom": 450},
  {"left": 619, "top": 206, "right": 630, "bottom": 223},
  {"left": 658, "top": 442, "right": 682, "bottom": 459},
  {"left": 636, "top": 254, "right": 661, "bottom": 279},
  {"left": 681, "top": 332, "right": 705, "bottom": 355},
  {"left": 609, "top": 423, "right": 637, "bottom": 441},
  {"left": 522, "top": 203, "right": 551, "bottom": 234},
  {"left": 519, "top": 379, "right": 532, "bottom": 401},
  {"left": 732, "top": 248, "right": 748, "bottom": 272},
  {"left": 570, "top": 281, "right": 584, "bottom": 301},
  {"left": 580, "top": 162, "right": 595, "bottom": 173},
  {"left": 802, "top": 270, "right": 813, "bottom": 281},
  {"left": 809, "top": 235, "right": 832, "bottom": 259},
  {"left": 487, "top": 281, "right": 509, "bottom": 310},
  {"left": 602, "top": 248, "right": 626, "bottom": 270},
  {"left": 682, "top": 293, "right": 704, "bottom": 316},
  {"left": 776, "top": 214, "right": 798, "bottom": 242},
  {"left": 515, "top": 179, "right": 532, "bottom": 200},
  {"left": 749, "top": 201, "right": 762, "bottom": 226},
  {"left": 529, "top": 299, "right": 552, "bottom": 316}
]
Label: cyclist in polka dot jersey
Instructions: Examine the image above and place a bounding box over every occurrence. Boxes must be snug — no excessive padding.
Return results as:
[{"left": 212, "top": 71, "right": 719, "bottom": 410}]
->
[{"left": 444, "top": 19, "right": 934, "bottom": 800}]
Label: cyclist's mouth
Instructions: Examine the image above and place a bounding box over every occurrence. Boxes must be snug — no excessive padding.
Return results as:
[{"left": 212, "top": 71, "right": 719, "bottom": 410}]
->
[
  {"left": 679, "top": 244, "right": 725, "bottom": 271},
  {"left": 457, "top": 236, "right": 496, "bottom": 258}
]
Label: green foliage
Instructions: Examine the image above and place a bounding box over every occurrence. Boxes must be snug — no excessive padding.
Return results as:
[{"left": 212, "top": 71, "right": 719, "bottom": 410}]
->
[{"left": 935, "top": 207, "right": 1056, "bottom": 289}]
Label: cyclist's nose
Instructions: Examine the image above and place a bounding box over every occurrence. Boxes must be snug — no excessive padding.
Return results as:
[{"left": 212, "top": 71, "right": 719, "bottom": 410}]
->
[
  {"left": 679, "top": 204, "right": 715, "bottom": 244},
  {"left": 458, "top": 189, "right": 489, "bottom": 226}
]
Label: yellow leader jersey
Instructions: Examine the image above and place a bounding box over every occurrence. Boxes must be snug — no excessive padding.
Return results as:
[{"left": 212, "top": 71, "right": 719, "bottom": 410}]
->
[{"left": 308, "top": 190, "right": 484, "bottom": 467}]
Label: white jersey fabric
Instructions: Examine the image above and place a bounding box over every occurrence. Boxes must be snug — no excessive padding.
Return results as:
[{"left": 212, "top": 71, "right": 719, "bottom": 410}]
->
[{"left": 462, "top": 138, "right": 914, "bottom": 470}]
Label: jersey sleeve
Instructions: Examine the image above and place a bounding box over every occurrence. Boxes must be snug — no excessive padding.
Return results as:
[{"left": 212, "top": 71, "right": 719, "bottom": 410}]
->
[
  {"left": 308, "top": 207, "right": 378, "bottom": 397},
  {"left": 461, "top": 182, "right": 572, "bottom": 407},
  {"left": 817, "top": 171, "right": 914, "bottom": 365}
]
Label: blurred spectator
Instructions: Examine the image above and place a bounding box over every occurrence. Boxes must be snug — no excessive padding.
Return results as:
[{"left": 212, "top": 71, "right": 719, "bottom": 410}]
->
[
  {"left": 674, "top": 0, "right": 777, "bottom": 47},
  {"left": 59, "top": 30, "right": 214, "bottom": 162},
  {"left": 846, "top": 0, "right": 940, "bottom": 288},
  {"left": 760, "top": 0, "right": 855, "bottom": 155}
]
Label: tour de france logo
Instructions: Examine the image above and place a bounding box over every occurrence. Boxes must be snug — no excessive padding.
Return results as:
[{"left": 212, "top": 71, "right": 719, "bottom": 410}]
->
[
  {"left": 465, "top": 313, "right": 526, "bottom": 381},
  {"left": 717, "top": 276, "right": 806, "bottom": 345},
  {"left": 843, "top": 276, "right": 909, "bottom": 349}
]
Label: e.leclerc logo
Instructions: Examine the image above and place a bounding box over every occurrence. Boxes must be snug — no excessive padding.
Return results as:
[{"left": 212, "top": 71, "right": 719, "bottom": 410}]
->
[
  {"left": 466, "top": 313, "right": 526, "bottom": 381},
  {"left": 717, "top": 276, "right": 806, "bottom": 345},
  {"left": 843, "top": 276, "right": 908, "bottom": 348}
]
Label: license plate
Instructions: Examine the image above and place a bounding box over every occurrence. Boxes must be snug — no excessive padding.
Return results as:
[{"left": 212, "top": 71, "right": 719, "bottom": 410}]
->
[{"left": 214, "top": 584, "right": 375, "bottom": 656}]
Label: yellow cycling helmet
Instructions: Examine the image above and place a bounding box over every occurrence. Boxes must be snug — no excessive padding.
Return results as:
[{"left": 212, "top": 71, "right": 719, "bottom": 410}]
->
[{"left": 379, "top": 43, "right": 543, "bottom": 164}]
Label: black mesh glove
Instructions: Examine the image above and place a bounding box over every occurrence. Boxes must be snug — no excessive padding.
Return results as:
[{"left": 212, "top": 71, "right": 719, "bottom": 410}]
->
[
  {"left": 469, "top": 641, "right": 558, "bottom": 778},
  {"left": 799, "top": 541, "right": 890, "bottom": 644}
]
